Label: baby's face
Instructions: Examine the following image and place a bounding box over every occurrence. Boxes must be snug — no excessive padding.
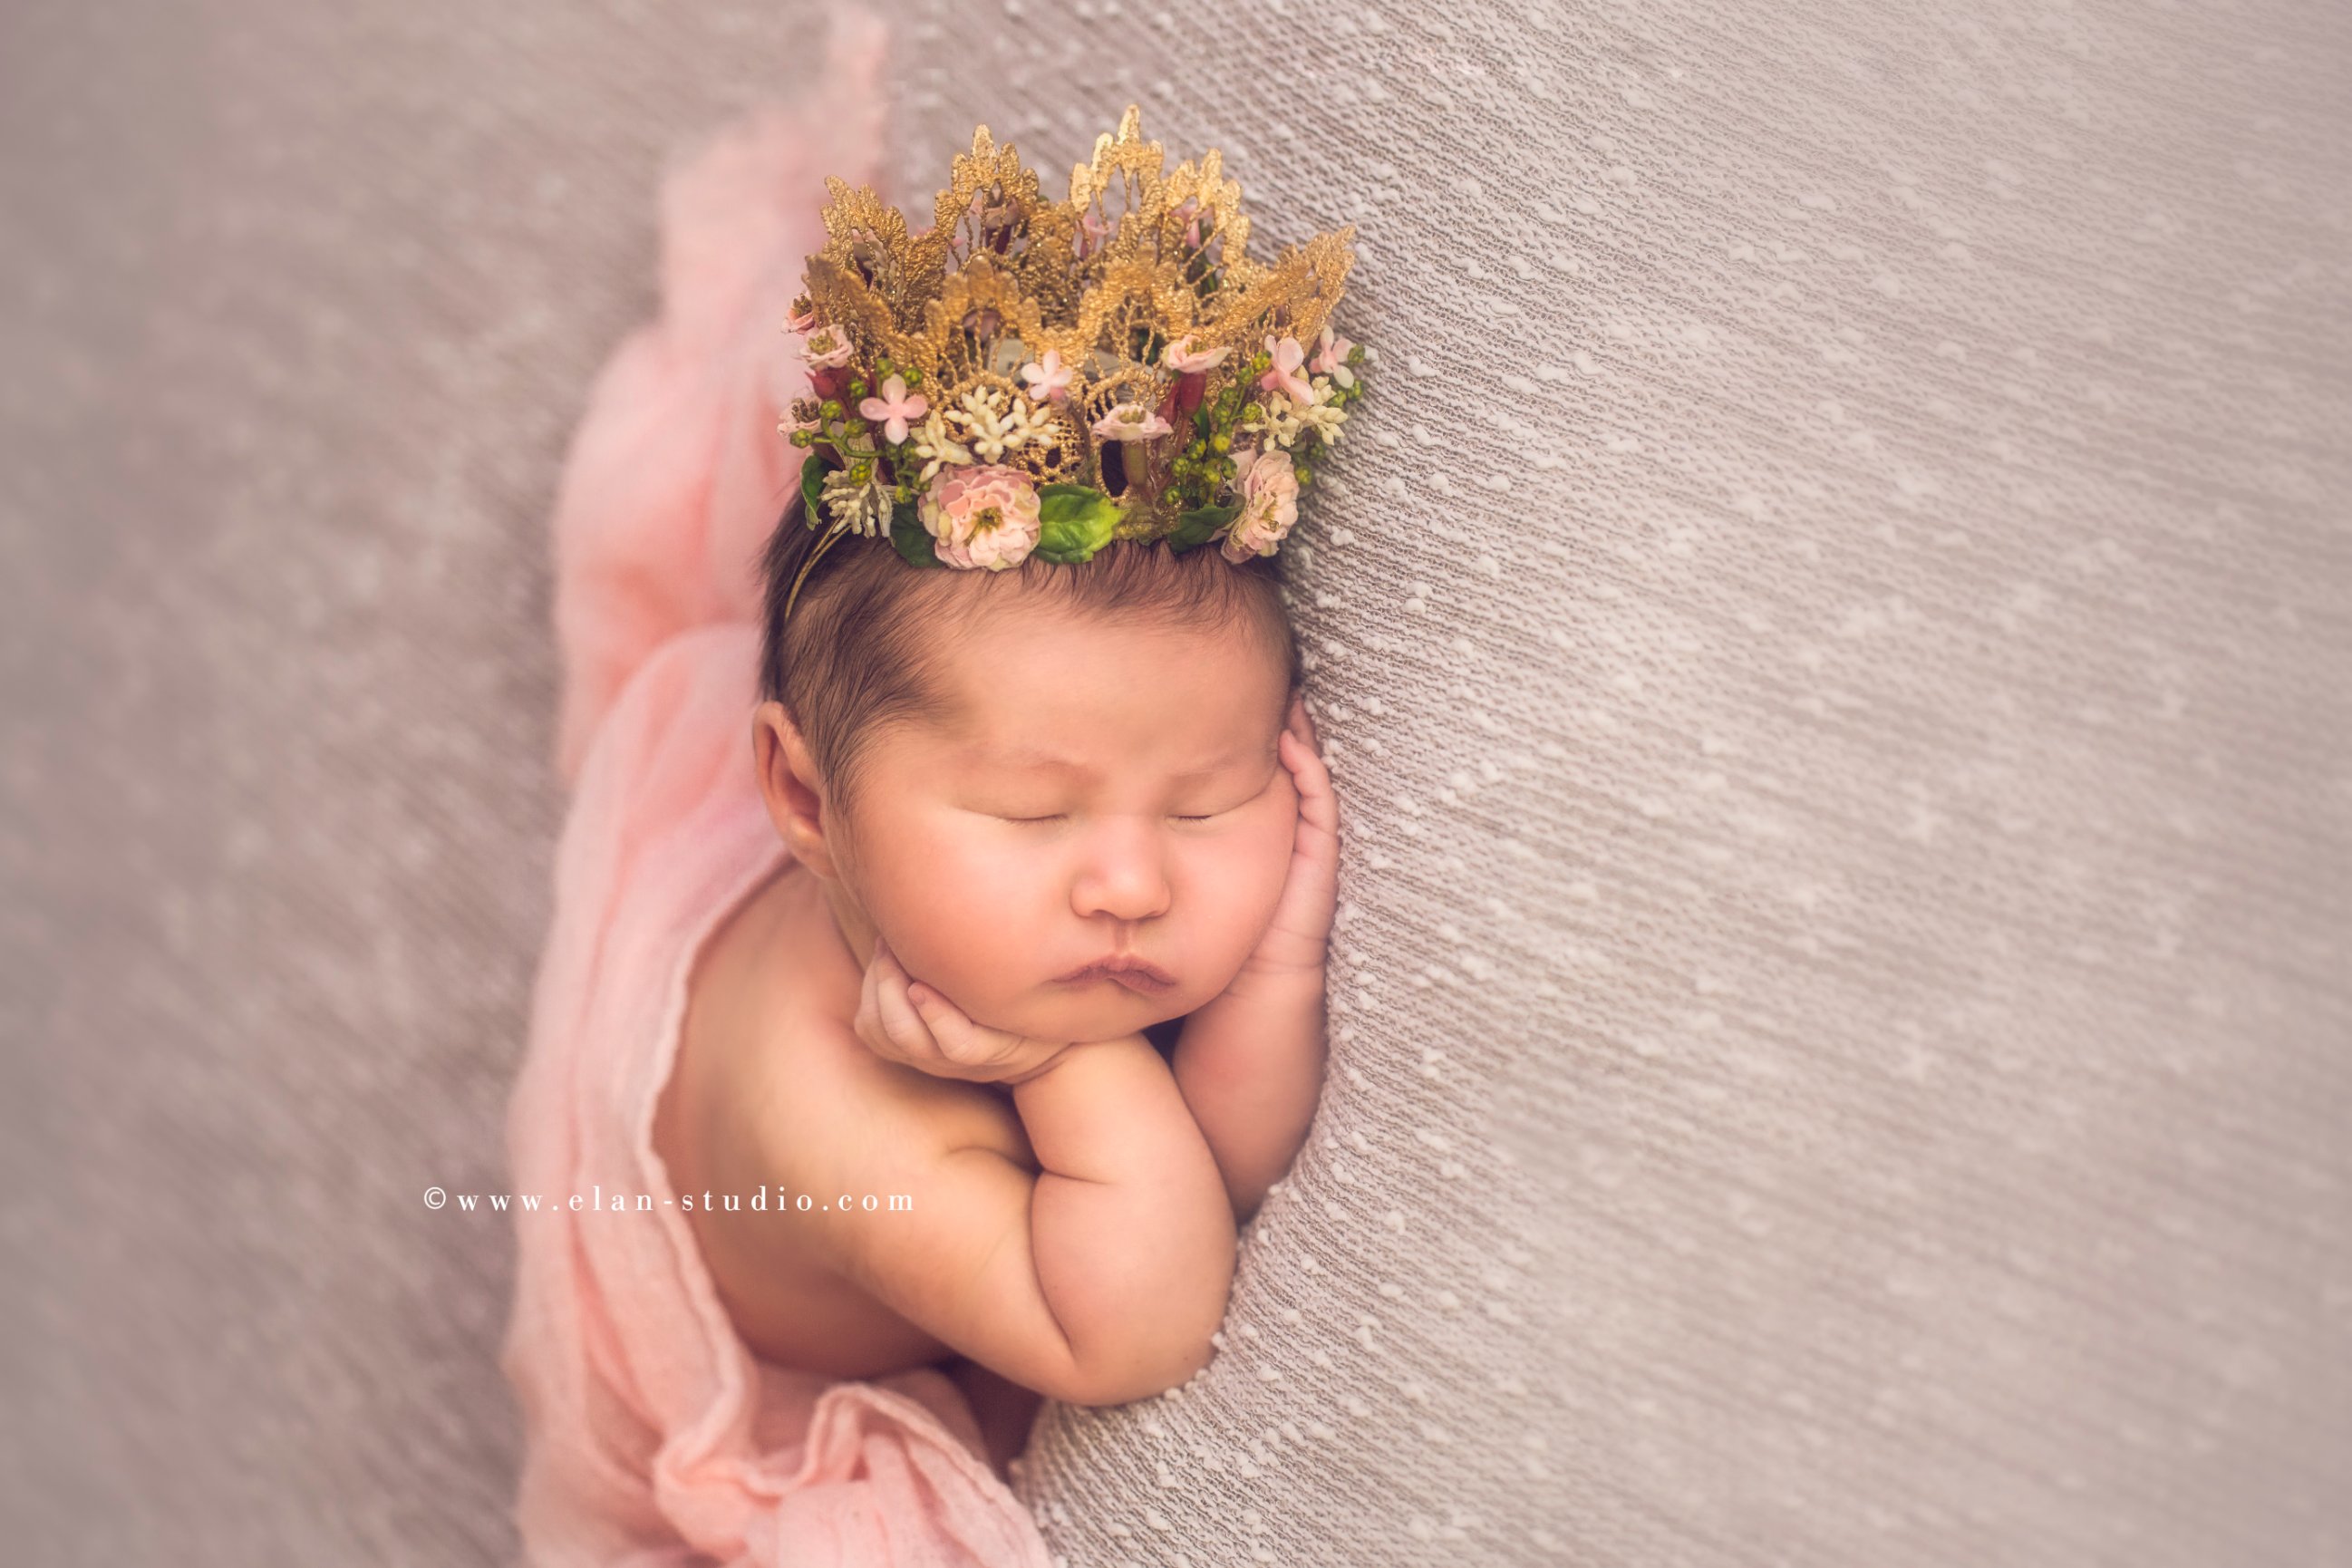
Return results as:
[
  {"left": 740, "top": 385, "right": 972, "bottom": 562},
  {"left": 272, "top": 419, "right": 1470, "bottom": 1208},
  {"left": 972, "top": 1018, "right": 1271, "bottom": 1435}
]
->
[{"left": 838, "top": 604, "right": 1297, "bottom": 1043}]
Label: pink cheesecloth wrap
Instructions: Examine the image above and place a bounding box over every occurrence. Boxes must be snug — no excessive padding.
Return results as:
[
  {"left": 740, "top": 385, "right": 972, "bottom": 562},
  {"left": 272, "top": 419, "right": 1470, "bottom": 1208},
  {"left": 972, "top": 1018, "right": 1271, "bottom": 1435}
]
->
[{"left": 497, "top": 14, "right": 1055, "bottom": 1563}]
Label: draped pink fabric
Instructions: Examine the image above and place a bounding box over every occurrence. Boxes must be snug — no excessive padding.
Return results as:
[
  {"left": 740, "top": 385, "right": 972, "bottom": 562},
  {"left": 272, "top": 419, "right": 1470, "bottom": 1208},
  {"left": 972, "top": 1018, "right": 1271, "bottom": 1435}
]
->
[{"left": 498, "top": 13, "right": 1053, "bottom": 1563}]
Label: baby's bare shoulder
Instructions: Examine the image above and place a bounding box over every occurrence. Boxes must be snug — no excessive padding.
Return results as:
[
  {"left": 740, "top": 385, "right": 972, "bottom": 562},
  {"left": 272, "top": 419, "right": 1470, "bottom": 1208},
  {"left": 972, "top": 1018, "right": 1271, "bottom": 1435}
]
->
[
  {"left": 671, "top": 868, "right": 1021, "bottom": 1180},
  {"left": 748, "top": 1006, "right": 1037, "bottom": 1195}
]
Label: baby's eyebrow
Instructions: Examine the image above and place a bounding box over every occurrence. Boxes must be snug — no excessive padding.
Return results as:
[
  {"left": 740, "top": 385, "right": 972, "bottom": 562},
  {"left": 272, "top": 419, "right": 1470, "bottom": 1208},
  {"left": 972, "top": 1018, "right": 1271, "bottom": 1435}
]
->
[{"left": 971, "top": 744, "right": 1262, "bottom": 782}]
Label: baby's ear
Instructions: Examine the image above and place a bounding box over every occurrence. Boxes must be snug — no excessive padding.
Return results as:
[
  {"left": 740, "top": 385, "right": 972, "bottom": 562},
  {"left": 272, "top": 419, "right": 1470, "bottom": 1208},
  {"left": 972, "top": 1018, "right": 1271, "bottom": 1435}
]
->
[{"left": 751, "top": 702, "right": 837, "bottom": 876}]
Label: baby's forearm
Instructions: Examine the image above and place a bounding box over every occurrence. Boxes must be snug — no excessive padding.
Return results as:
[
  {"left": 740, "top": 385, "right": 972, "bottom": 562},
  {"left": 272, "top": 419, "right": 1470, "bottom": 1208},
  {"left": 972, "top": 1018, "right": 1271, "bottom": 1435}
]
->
[
  {"left": 1171, "top": 973, "right": 1329, "bottom": 1224},
  {"left": 1014, "top": 1033, "right": 1236, "bottom": 1403}
]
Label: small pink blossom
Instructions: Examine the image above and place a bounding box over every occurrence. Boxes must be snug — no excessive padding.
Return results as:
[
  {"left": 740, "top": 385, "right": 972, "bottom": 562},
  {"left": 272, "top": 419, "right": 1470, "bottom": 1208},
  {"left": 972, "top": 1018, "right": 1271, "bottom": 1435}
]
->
[
  {"left": 1092, "top": 402, "right": 1174, "bottom": 442},
  {"left": 1075, "top": 209, "right": 1112, "bottom": 259},
  {"left": 1170, "top": 197, "right": 1206, "bottom": 249},
  {"left": 782, "top": 296, "right": 820, "bottom": 334},
  {"left": 1256, "top": 334, "right": 1313, "bottom": 404},
  {"left": 918, "top": 463, "right": 1041, "bottom": 571},
  {"left": 1309, "top": 323, "right": 1356, "bottom": 388},
  {"left": 1222, "top": 449, "right": 1300, "bottom": 562},
  {"left": 1160, "top": 334, "right": 1231, "bottom": 374},
  {"left": 857, "top": 373, "right": 929, "bottom": 445},
  {"left": 800, "top": 324, "right": 855, "bottom": 370},
  {"left": 1019, "top": 348, "right": 1075, "bottom": 403}
]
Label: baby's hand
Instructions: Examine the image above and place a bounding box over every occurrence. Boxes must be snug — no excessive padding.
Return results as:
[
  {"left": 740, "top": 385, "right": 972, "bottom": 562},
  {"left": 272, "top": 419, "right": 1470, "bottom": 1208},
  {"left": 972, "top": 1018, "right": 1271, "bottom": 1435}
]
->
[
  {"left": 1234, "top": 692, "right": 1341, "bottom": 987},
  {"left": 855, "top": 938, "right": 1073, "bottom": 1087}
]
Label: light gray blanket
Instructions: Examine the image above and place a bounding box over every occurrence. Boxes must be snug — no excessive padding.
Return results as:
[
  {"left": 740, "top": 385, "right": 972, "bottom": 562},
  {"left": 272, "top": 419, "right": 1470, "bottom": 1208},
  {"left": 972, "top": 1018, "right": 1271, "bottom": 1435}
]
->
[{"left": 3, "top": 0, "right": 2345, "bottom": 1563}]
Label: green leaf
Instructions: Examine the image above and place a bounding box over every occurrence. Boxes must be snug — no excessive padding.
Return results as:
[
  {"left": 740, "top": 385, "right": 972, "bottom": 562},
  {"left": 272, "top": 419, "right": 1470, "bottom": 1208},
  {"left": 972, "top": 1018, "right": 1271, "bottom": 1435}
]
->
[
  {"left": 1166, "top": 500, "right": 1239, "bottom": 555},
  {"left": 888, "top": 499, "right": 941, "bottom": 566},
  {"left": 799, "top": 453, "right": 829, "bottom": 525},
  {"left": 1033, "top": 482, "right": 1122, "bottom": 563}
]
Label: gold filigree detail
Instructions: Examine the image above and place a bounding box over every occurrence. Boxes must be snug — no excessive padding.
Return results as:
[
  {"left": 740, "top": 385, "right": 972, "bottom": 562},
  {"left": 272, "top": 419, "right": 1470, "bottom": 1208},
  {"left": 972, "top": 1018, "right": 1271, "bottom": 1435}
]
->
[{"left": 795, "top": 103, "right": 1358, "bottom": 547}]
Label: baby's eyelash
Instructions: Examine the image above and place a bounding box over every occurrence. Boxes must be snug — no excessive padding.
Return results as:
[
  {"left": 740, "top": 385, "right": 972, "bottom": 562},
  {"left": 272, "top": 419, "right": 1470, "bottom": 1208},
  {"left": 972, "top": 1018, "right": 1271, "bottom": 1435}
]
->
[{"left": 1002, "top": 813, "right": 1222, "bottom": 825}]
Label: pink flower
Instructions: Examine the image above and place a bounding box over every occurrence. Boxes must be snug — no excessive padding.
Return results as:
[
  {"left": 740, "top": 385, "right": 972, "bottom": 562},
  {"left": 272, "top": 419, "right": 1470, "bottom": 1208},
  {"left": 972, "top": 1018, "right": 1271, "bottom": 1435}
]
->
[
  {"left": 1019, "top": 348, "right": 1075, "bottom": 403},
  {"left": 1221, "top": 450, "right": 1300, "bottom": 563},
  {"left": 1160, "top": 334, "right": 1231, "bottom": 374},
  {"left": 1170, "top": 197, "right": 1205, "bottom": 249},
  {"left": 800, "top": 324, "right": 855, "bottom": 370},
  {"left": 1092, "top": 402, "right": 1174, "bottom": 442},
  {"left": 782, "top": 296, "right": 820, "bottom": 334},
  {"left": 918, "top": 463, "right": 1041, "bottom": 571},
  {"left": 1256, "top": 334, "right": 1313, "bottom": 404},
  {"left": 857, "top": 373, "right": 928, "bottom": 445},
  {"left": 1075, "top": 209, "right": 1111, "bottom": 259},
  {"left": 1309, "top": 323, "right": 1356, "bottom": 388}
]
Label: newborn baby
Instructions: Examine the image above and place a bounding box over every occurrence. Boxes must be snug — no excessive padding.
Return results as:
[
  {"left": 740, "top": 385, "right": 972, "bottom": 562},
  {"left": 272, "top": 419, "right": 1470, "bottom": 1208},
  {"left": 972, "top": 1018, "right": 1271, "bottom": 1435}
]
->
[{"left": 651, "top": 511, "right": 1338, "bottom": 1478}]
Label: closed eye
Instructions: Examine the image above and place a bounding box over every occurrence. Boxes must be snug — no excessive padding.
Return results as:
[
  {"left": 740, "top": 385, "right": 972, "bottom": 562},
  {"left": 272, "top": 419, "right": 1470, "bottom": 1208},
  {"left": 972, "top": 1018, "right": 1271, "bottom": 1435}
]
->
[{"left": 999, "top": 813, "right": 1224, "bottom": 825}]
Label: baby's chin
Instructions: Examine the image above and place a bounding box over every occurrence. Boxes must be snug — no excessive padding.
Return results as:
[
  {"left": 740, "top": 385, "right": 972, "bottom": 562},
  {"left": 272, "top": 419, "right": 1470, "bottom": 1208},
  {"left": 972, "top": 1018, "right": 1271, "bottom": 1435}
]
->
[{"left": 1010, "top": 980, "right": 1195, "bottom": 1044}]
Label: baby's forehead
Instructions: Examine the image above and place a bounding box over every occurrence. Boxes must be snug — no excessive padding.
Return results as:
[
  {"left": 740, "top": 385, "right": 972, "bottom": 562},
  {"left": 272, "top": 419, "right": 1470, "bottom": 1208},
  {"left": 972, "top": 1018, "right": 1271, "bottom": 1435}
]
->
[
  {"left": 904, "top": 592, "right": 1290, "bottom": 762},
  {"left": 911, "top": 679, "right": 1278, "bottom": 780}
]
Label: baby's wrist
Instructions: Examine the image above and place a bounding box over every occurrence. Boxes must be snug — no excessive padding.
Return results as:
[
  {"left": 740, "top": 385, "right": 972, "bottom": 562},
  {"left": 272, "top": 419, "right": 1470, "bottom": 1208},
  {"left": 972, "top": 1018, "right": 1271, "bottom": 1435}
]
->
[{"left": 1002, "top": 1031, "right": 1154, "bottom": 1089}]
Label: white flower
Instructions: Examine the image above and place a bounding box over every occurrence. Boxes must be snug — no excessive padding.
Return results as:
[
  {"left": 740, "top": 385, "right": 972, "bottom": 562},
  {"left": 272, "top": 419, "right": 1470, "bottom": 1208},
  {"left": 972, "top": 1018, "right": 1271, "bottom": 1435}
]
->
[
  {"left": 1236, "top": 391, "right": 1302, "bottom": 451},
  {"left": 1238, "top": 377, "right": 1347, "bottom": 452},
  {"left": 800, "top": 324, "right": 855, "bottom": 370},
  {"left": 906, "top": 406, "right": 974, "bottom": 484},
  {"left": 950, "top": 384, "right": 1053, "bottom": 463},
  {"left": 1091, "top": 401, "right": 1174, "bottom": 441},
  {"left": 1292, "top": 377, "right": 1349, "bottom": 445},
  {"left": 819, "top": 464, "right": 895, "bottom": 537}
]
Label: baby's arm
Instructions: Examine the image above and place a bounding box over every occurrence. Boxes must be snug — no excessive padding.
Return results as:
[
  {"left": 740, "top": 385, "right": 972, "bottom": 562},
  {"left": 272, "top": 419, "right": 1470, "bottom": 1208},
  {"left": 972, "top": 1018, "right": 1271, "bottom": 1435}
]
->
[
  {"left": 1171, "top": 976, "right": 1327, "bottom": 1225},
  {"left": 790, "top": 1031, "right": 1236, "bottom": 1407}
]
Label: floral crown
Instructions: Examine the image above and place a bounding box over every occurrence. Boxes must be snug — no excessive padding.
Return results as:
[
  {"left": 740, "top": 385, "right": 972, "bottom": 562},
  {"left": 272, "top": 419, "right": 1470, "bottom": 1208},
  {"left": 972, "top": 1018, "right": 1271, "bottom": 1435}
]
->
[{"left": 776, "top": 103, "right": 1374, "bottom": 623}]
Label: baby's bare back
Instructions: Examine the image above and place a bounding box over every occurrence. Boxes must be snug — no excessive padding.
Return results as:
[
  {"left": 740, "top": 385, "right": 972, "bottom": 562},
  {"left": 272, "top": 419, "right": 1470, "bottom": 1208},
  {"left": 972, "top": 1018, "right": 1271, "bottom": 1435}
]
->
[{"left": 654, "top": 862, "right": 1036, "bottom": 1380}]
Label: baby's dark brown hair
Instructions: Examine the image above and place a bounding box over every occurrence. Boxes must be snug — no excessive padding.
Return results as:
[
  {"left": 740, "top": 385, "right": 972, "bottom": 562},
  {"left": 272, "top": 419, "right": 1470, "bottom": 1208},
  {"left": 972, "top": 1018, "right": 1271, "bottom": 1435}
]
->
[{"left": 756, "top": 489, "right": 1304, "bottom": 826}]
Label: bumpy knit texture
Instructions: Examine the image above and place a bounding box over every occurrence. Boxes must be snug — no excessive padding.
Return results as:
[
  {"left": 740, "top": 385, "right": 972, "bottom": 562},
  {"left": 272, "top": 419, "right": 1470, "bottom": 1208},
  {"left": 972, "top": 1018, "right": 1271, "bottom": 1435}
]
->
[
  {"left": 877, "top": 1, "right": 2352, "bottom": 1563},
  {"left": 1, "top": 0, "right": 2345, "bottom": 1563}
]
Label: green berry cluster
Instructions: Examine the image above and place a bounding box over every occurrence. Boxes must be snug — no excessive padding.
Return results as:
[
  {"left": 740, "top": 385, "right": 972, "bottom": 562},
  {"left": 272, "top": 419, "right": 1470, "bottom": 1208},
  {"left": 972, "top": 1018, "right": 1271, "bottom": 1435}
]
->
[{"left": 1166, "top": 340, "right": 1370, "bottom": 515}]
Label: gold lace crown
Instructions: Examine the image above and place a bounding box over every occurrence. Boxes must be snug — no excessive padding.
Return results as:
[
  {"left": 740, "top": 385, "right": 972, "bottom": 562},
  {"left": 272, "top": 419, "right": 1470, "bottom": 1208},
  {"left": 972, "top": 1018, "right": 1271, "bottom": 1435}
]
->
[{"left": 777, "top": 103, "right": 1374, "bottom": 619}]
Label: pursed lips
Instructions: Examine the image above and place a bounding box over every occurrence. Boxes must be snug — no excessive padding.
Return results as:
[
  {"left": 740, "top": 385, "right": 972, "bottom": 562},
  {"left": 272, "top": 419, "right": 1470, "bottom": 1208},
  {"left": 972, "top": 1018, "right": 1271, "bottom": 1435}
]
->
[{"left": 1057, "top": 956, "right": 1176, "bottom": 992}]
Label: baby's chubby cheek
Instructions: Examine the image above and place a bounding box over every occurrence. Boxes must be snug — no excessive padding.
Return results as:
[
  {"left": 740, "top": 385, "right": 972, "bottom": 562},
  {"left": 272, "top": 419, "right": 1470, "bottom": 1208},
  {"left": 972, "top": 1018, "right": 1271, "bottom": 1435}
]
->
[{"left": 1195, "top": 793, "right": 1298, "bottom": 978}]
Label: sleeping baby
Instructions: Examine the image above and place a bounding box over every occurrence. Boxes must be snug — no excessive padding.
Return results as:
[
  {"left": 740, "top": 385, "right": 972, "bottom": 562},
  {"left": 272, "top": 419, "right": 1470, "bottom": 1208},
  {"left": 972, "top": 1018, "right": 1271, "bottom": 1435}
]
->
[
  {"left": 637, "top": 110, "right": 1372, "bottom": 1487},
  {"left": 498, "top": 103, "right": 1375, "bottom": 1553},
  {"left": 653, "top": 502, "right": 1340, "bottom": 1477}
]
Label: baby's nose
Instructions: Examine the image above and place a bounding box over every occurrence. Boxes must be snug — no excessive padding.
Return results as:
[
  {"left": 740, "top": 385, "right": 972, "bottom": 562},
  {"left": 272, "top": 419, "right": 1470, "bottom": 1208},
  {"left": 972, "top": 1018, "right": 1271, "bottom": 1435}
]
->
[{"left": 1070, "top": 832, "right": 1174, "bottom": 921}]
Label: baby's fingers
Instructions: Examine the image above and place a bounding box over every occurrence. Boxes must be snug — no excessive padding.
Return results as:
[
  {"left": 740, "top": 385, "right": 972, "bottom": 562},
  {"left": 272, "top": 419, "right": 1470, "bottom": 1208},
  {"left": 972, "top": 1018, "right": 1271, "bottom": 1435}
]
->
[
  {"left": 907, "top": 992, "right": 994, "bottom": 1069},
  {"left": 868, "top": 941, "right": 943, "bottom": 1060},
  {"left": 1280, "top": 725, "right": 1341, "bottom": 842}
]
